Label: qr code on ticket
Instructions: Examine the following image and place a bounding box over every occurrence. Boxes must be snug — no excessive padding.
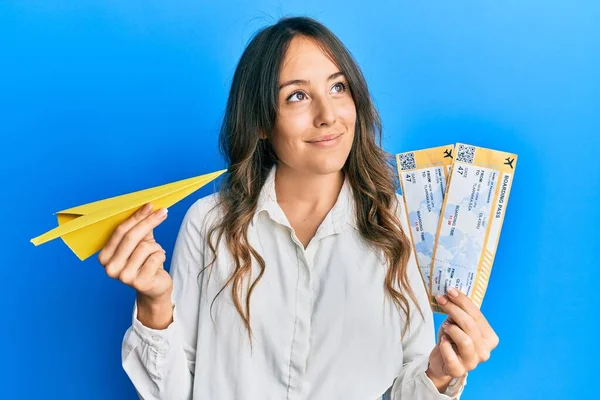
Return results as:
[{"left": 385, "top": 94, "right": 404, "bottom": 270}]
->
[
  {"left": 399, "top": 152, "right": 416, "bottom": 170},
  {"left": 457, "top": 144, "right": 476, "bottom": 164}
]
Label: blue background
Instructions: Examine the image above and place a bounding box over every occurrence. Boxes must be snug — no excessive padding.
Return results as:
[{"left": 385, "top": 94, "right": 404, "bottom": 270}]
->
[{"left": 1, "top": 1, "right": 597, "bottom": 399}]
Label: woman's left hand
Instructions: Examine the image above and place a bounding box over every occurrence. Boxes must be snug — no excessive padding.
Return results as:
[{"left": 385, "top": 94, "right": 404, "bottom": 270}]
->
[{"left": 426, "top": 288, "right": 500, "bottom": 391}]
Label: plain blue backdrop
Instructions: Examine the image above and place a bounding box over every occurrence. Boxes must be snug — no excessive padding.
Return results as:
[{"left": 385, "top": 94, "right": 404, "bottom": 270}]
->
[{"left": 1, "top": 1, "right": 598, "bottom": 399}]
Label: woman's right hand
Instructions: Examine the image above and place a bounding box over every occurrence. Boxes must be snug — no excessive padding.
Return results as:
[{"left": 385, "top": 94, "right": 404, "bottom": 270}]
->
[{"left": 98, "top": 202, "right": 172, "bottom": 302}]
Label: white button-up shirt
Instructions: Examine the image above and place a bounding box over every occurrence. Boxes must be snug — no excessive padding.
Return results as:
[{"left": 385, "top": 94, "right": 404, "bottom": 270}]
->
[{"left": 121, "top": 164, "right": 467, "bottom": 399}]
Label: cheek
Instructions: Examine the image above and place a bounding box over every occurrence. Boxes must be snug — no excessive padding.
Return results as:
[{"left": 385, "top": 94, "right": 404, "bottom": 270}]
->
[
  {"left": 271, "top": 113, "right": 311, "bottom": 153},
  {"left": 282, "top": 112, "right": 314, "bottom": 136},
  {"left": 337, "top": 101, "right": 357, "bottom": 130}
]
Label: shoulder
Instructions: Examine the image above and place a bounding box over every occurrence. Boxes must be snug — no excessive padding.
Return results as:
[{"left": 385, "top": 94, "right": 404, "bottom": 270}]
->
[
  {"left": 179, "top": 192, "right": 224, "bottom": 239},
  {"left": 187, "top": 192, "right": 222, "bottom": 217}
]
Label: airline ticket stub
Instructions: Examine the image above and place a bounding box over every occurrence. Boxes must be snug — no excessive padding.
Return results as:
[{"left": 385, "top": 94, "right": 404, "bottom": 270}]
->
[
  {"left": 430, "top": 143, "right": 517, "bottom": 312},
  {"left": 396, "top": 145, "right": 455, "bottom": 299}
]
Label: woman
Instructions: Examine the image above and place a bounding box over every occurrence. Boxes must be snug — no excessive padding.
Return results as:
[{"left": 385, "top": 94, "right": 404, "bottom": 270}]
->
[{"left": 99, "top": 16, "right": 499, "bottom": 399}]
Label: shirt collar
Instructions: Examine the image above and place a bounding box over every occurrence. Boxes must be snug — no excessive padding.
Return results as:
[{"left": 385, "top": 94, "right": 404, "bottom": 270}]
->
[{"left": 251, "top": 164, "right": 358, "bottom": 236}]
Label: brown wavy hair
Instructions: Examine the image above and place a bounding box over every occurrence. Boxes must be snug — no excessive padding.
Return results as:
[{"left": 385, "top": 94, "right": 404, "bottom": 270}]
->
[{"left": 200, "top": 16, "right": 424, "bottom": 347}]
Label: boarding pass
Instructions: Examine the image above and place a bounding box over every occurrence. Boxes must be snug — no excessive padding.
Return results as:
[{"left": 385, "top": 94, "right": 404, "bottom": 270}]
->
[{"left": 396, "top": 143, "right": 517, "bottom": 313}]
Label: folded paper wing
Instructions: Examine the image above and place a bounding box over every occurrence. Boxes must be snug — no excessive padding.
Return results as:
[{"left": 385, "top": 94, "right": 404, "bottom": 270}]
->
[{"left": 30, "top": 169, "right": 227, "bottom": 261}]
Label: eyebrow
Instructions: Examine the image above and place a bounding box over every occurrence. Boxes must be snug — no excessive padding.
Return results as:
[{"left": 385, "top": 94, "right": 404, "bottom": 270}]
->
[{"left": 278, "top": 71, "right": 345, "bottom": 91}]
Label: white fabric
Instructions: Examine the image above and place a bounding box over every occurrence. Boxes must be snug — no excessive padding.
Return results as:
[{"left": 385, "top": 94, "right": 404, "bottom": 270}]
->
[{"left": 121, "top": 164, "right": 467, "bottom": 399}]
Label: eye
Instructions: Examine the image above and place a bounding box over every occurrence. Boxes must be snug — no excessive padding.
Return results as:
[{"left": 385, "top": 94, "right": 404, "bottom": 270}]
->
[
  {"left": 331, "top": 81, "right": 347, "bottom": 94},
  {"left": 287, "top": 91, "right": 308, "bottom": 102}
]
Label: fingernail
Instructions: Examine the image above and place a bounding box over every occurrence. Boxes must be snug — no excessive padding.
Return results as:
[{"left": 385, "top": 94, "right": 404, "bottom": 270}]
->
[
  {"left": 440, "top": 335, "right": 446, "bottom": 343},
  {"left": 157, "top": 208, "right": 168, "bottom": 217},
  {"left": 442, "top": 321, "right": 449, "bottom": 329},
  {"left": 436, "top": 295, "right": 448, "bottom": 305},
  {"left": 448, "top": 288, "right": 459, "bottom": 298}
]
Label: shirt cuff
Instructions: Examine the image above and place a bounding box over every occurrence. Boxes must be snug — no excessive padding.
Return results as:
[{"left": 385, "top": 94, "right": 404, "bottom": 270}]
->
[
  {"left": 131, "top": 299, "right": 178, "bottom": 353},
  {"left": 418, "top": 368, "right": 468, "bottom": 399}
]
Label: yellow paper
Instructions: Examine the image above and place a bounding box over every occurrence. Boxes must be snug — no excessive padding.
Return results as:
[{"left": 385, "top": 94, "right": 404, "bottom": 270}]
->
[{"left": 30, "top": 169, "right": 227, "bottom": 261}]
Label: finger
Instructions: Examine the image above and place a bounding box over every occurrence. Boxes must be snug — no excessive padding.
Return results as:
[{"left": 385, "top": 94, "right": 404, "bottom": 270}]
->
[
  {"left": 437, "top": 315, "right": 456, "bottom": 341},
  {"left": 439, "top": 335, "right": 466, "bottom": 378},
  {"left": 108, "top": 208, "right": 168, "bottom": 271},
  {"left": 118, "top": 241, "right": 164, "bottom": 285},
  {"left": 98, "top": 203, "right": 154, "bottom": 265},
  {"left": 438, "top": 318, "right": 451, "bottom": 342},
  {"left": 446, "top": 288, "right": 481, "bottom": 318},
  {"left": 438, "top": 315, "right": 459, "bottom": 337},
  {"left": 445, "top": 289, "right": 499, "bottom": 345},
  {"left": 132, "top": 252, "right": 167, "bottom": 293},
  {"left": 445, "top": 288, "right": 493, "bottom": 331},
  {"left": 442, "top": 322, "right": 478, "bottom": 371},
  {"left": 436, "top": 294, "right": 481, "bottom": 339}
]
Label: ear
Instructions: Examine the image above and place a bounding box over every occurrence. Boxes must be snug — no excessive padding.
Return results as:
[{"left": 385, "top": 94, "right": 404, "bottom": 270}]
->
[{"left": 258, "top": 130, "right": 267, "bottom": 140}]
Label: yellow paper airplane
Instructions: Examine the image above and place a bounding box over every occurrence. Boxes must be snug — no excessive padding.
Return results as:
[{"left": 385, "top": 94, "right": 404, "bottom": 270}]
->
[{"left": 30, "top": 169, "right": 227, "bottom": 261}]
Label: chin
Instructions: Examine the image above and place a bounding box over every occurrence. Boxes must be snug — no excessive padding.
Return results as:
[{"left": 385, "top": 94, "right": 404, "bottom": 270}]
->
[{"left": 311, "top": 157, "right": 348, "bottom": 175}]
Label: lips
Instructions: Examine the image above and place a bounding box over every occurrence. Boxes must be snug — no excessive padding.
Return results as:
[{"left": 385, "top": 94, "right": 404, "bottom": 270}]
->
[{"left": 307, "top": 133, "right": 343, "bottom": 143}]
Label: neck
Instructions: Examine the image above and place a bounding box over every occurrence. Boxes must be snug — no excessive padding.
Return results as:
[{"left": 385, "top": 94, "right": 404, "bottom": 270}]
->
[{"left": 274, "top": 163, "right": 345, "bottom": 211}]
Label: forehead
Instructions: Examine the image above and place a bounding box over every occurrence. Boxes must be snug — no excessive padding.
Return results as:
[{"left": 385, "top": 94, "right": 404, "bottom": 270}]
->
[{"left": 279, "top": 36, "right": 339, "bottom": 79}]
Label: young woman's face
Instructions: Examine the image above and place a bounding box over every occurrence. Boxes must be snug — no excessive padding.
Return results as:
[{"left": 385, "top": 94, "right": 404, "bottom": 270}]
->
[{"left": 268, "top": 36, "right": 357, "bottom": 176}]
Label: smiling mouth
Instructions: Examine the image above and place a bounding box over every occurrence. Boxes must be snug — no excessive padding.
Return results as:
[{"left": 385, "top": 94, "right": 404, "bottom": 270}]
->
[{"left": 307, "top": 133, "right": 343, "bottom": 143}]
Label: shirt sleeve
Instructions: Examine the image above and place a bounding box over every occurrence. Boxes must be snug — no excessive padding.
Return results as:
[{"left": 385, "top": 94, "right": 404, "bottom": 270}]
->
[
  {"left": 383, "top": 195, "right": 468, "bottom": 400},
  {"left": 121, "top": 200, "right": 207, "bottom": 400}
]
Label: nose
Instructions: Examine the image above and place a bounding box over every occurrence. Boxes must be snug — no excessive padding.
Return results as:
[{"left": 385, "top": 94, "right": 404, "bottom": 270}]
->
[{"left": 313, "top": 96, "right": 337, "bottom": 127}]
